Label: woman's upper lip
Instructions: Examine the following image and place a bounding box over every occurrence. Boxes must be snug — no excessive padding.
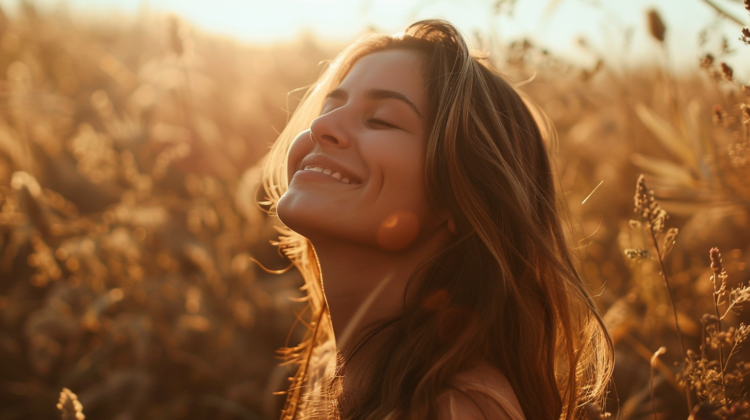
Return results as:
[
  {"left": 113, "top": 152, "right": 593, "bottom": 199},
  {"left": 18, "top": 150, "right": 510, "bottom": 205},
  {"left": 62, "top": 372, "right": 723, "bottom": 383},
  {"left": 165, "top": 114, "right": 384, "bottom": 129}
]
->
[{"left": 298, "top": 154, "right": 363, "bottom": 184}]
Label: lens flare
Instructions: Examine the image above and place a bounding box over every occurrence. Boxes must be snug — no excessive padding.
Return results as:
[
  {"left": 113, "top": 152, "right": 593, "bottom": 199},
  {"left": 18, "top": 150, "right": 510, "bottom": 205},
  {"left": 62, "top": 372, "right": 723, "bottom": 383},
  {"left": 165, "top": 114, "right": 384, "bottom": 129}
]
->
[{"left": 376, "top": 210, "right": 420, "bottom": 251}]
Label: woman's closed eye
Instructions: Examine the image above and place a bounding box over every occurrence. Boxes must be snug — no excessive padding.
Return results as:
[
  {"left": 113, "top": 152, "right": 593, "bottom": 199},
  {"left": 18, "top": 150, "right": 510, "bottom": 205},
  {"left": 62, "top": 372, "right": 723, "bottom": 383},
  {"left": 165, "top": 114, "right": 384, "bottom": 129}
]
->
[{"left": 368, "top": 118, "right": 400, "bottom": 129}]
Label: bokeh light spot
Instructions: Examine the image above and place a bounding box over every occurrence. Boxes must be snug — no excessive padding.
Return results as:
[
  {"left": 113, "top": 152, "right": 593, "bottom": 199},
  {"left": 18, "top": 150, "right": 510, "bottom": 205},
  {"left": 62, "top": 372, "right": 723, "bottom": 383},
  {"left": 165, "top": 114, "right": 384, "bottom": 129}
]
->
[{"left": 376, "top": 211, "right": 420, "bottom": 252}]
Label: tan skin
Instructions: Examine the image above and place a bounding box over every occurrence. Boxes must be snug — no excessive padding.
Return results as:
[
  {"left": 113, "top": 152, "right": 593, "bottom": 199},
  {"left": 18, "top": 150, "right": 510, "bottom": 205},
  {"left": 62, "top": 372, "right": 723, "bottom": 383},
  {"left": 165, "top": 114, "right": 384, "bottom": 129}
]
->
[{"left": 277, "top": 50, "right": 516, "bottom": 419}]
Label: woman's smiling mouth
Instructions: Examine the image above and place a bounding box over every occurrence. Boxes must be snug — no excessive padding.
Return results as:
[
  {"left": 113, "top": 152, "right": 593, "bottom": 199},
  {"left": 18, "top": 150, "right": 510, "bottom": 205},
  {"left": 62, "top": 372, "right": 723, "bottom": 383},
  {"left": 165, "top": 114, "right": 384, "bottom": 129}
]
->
[
  {"left": 294, "top": 154, "right": 364, "bottom": 185},
  {"left": 293, "top": 165, "right": 364, "bottom": 185},
  {"left": 302, "top": 166, "right": 352, "bottom": 184}
]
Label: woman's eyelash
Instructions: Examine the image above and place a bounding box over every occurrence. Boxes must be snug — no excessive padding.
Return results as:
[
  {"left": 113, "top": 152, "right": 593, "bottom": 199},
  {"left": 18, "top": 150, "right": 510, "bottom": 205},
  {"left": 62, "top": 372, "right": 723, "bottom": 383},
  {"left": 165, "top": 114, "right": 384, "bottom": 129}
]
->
[{"left": 369, "top": 118, "right": 398, "bottom": 129}]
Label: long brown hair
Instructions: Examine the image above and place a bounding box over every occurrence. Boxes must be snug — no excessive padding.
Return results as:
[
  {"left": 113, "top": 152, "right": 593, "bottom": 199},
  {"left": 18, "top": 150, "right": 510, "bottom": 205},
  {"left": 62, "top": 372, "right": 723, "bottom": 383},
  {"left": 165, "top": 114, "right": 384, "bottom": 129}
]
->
[{"left": 262, "top": 20, "right": 613, "bottom": 420}]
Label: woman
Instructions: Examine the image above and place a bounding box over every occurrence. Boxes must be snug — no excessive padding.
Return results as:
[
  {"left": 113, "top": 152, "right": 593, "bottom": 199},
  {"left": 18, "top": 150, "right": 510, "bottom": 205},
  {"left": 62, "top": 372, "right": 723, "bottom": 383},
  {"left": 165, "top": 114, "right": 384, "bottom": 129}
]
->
[{"left": 262, "top": 20, "right": 613, "bottom": 420}]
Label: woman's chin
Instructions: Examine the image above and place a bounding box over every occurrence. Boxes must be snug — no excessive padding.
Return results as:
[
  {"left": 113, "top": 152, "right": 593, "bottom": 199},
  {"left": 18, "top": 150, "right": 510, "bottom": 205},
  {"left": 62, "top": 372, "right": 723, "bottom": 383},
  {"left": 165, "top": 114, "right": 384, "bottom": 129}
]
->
[
  {"left": 279, "top": 198, "right": 428, "bottom": 254},
  {"left": 275, "top": 194, "right": 306, "bottom": 233},
  {"left": 277, "top": 195, "right": 333, "bottom": 239}
]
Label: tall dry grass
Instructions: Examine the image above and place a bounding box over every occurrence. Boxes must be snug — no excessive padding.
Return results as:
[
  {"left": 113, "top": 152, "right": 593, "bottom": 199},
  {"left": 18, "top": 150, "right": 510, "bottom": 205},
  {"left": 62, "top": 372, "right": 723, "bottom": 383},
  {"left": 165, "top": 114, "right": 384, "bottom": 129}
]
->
[
  {"left": 0, "top": 2, "right": 747, "bottom": 420},
  {"left": 0, "top": 4, "right": 334, "bottom": 419}
]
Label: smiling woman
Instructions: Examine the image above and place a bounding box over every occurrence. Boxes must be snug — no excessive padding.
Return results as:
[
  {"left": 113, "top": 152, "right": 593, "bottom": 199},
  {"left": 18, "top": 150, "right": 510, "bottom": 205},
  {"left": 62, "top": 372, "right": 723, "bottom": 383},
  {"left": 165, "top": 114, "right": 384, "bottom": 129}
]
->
[
  {"left": 262, "top": 20, "right": 613, "bottom": 420},
  {"left": 280, "top": 50, "right": 442, "bottom": 256}
]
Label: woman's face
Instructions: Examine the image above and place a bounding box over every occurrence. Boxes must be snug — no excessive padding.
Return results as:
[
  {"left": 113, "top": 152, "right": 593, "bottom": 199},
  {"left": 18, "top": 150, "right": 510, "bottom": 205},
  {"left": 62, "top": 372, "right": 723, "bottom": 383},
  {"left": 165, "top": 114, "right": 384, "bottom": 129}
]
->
[{"left": 277, "top": 49, "right": 449, "bottom": 251}]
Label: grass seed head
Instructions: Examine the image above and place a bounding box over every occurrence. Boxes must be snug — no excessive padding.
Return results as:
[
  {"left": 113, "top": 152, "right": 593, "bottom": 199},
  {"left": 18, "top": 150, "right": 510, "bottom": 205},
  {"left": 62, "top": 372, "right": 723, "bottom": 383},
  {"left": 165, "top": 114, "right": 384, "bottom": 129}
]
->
[
  {"left": 741, "top": 104, "right": 750, "bottom": 125},
  {"left": 730, "top": 285, "right": 750, "bottom": 307},
  {"left": 57, "top": 388, "right": 85, "bottom": 420},
  {"left": 709, "top": 247, "right": 727, "bottom": 294},
  {"left": 624, "top": 248, "right": 649, "bottom": 259},
  {"left": 713, "top": 105, "right": 725, "bottom": 126},
  {"left": 710, "top": 248, "right": 724, "bottom": 278},
  {"left": 634, "top": 175, "right": 650, "bottom": 219},
  {"left": 701, "top": 313, "right": 719, "bottom": 325},
  {"left": 735, "top": 323, "right": 750, "bottom": 346},
  {"left": 727, "top": 401, "right": 750, "bottom": 418},
  {"left": 663, "top": 227, "right": 679, "bottom": 255},
  {"left": 745, "top": 0, "right": 750, "bottom": 13},
  {"left": 720, "top": 62, "right": 734, "bottom": 81},
  {"left": 647, "top": 9, "right": 666, "bottom": 42},
  {"left": 633, "top": 175, "right": 667, "bottom": 234}
]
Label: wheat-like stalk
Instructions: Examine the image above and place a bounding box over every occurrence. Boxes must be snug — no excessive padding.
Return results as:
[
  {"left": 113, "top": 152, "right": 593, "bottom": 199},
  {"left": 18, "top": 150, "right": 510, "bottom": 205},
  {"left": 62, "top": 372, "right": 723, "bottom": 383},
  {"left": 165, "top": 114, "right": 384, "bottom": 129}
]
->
[
  {"left": 632, "top": 175, "right": 693, "bottom": 411},
  {"left": 709, "top": 248, "right": 729, "bottom": 406},
  {"left": 56, "top": 388, "right": 85, "bottom": 420},
  {"left": 633, "top": 176, "right": 685, "bottom": 356}
]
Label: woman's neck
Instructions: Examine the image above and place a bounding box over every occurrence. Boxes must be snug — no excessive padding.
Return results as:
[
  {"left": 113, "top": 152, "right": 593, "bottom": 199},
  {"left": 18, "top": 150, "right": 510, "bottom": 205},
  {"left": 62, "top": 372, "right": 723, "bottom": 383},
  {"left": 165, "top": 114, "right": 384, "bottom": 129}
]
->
[
  {"left": 309, "top": 232, "right": 451, "bottom": 396},
  {"left": 313, "top": 237, "right": 423, "bottom": 349}
]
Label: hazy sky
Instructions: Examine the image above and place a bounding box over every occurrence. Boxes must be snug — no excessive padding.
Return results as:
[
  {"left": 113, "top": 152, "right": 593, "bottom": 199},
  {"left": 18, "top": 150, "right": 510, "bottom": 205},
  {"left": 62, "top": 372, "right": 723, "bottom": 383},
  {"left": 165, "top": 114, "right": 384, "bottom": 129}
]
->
[{"left": 2, "top": 0, "right": 748, "bottom": 71}]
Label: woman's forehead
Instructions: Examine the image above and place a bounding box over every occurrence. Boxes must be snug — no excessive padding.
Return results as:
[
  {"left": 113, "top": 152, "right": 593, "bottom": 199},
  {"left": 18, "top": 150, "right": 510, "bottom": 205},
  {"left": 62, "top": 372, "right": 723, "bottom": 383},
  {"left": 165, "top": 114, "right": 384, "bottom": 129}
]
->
[{"left": 336, "top": 50, "right": 428, "bottom": 111}]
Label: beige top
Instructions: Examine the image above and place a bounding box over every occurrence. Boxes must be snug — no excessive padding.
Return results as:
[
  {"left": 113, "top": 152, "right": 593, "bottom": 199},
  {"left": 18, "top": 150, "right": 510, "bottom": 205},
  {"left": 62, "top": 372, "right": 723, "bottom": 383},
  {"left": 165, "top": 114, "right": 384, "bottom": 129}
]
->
[
  {"left": 439, "top": 362, "right": 526, "bottom": 420},
  {"left": 305, "top": 343, "right": 525, "bottom": 419}
]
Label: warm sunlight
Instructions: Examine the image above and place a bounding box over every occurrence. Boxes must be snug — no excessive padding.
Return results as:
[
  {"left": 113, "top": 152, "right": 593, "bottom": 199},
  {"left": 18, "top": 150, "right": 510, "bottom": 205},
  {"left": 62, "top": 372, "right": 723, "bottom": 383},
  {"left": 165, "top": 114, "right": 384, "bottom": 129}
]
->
[
  {"left": 1, "top": 0, "right": 750, "bottom": 419},
  {"left": 3, "top": 0, "right": 746, "bottom": 68}
]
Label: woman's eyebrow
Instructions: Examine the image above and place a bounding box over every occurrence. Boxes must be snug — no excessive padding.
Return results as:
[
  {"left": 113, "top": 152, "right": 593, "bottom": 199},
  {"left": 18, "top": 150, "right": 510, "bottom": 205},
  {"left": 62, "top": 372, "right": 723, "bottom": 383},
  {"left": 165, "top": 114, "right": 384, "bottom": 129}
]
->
[
  {"left": 366, "top": 88, "right": 422, "bottom": 118},
  {"left": 324, "top": 87, "right": 422, "bottom": 118}
]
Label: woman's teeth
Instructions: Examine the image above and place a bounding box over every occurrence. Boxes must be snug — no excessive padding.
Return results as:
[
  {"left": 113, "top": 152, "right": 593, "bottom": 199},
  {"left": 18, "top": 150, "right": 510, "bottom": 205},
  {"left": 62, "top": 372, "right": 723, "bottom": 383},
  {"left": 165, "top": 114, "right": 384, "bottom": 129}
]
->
[{"left": 304, "top": 166, "right": 351, "bottom": 184}]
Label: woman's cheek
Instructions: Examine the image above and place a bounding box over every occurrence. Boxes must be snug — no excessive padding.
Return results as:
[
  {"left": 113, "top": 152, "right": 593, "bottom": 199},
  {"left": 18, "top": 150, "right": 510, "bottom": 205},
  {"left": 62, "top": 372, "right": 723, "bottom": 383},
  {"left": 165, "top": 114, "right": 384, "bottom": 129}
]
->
[
  {"left": 367, "top": 145, "right": 429, "bottom": 252},
  {"left": 286, "top": 130, "right": 313, "bottom": 182}
]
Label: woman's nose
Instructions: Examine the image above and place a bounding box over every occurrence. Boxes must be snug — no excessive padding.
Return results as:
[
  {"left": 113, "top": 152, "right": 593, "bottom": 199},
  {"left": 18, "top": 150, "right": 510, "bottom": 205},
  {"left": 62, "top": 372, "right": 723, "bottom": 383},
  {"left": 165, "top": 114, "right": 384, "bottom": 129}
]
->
[{"left": 309, "top": 110, "right": 351, "bottom": 149}]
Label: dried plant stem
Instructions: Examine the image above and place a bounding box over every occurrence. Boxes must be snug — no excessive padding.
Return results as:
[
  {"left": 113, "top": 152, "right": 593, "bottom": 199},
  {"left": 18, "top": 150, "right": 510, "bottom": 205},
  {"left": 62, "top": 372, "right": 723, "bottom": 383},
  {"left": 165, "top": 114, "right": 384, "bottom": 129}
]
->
[
  {"left": 724, "top": 338, "right": 743, "bottom": 373},
  {"left": 649, "top": 230, "right": 686, "bottom": 357},
  {"left": 713, "top": 289, "right": 729, "bottom": 406},
  {"left": 699, "top": 0, "right": 746, "bottom": 25},
  {"left": 650, "top": 346, "right": 667, "bottom": 420},
  {"left": 648, "top": 229, "right": 692, "bottom": 410},
  {"left": 722, "top": 302, "right": 739, "bottom": 320},
  {"left": 623, "top": 334, "right": 681, "bottom": 391}
]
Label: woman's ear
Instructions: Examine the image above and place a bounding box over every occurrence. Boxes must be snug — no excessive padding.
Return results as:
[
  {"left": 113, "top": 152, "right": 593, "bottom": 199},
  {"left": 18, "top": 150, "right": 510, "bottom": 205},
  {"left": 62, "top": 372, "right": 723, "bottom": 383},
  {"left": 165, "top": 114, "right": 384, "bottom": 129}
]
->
[{"left": 447, "top": 216, "right": 457, "bottom": 235}]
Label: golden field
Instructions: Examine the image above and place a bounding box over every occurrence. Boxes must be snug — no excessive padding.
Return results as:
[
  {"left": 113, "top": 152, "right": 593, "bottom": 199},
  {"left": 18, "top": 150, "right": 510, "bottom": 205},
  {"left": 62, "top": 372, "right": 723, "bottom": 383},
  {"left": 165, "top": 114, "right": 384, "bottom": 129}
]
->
[{"left": 0, "top": 3, "right": 749, "bottom": 419}]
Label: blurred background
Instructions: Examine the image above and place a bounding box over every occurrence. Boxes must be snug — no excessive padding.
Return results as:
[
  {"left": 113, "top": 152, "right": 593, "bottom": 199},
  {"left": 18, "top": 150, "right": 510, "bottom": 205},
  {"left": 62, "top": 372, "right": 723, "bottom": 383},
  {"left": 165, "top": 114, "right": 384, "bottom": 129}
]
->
[{"left": 0, "top": 0, "right": 748, "bottom": 419}]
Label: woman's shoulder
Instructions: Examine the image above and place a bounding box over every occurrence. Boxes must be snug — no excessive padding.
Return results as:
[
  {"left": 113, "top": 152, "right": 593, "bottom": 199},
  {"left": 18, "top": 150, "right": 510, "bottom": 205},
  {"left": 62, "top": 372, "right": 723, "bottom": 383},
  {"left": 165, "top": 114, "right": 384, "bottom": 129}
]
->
[{"left": 437, "top": 362, "right": 526, "bottom": 420}]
